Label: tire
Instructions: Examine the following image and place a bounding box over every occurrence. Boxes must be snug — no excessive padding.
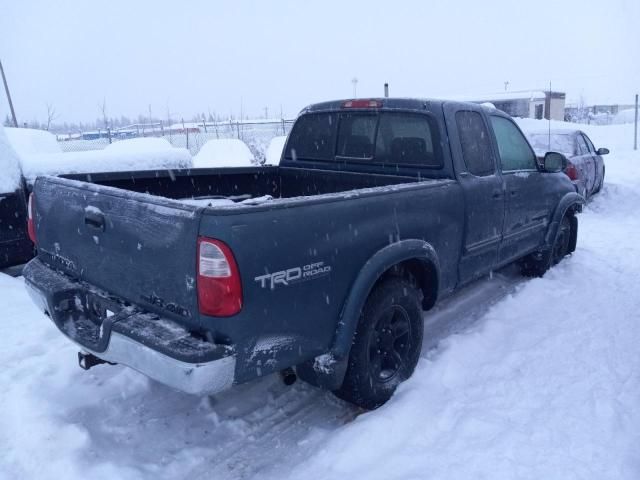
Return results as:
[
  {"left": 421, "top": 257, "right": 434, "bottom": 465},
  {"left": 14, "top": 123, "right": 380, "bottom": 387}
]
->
[
  {"left": 520, "top": 215, "right": 573, "bottom": 277},
  {"left": 334, "top": 277, "right": 423, "bottom": 410}
]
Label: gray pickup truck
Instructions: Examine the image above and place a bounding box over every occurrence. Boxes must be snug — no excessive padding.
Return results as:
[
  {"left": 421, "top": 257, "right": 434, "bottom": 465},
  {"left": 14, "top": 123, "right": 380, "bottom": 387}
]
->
[{"left": 24, "top": 98, "right": 582, "bottom": 409}]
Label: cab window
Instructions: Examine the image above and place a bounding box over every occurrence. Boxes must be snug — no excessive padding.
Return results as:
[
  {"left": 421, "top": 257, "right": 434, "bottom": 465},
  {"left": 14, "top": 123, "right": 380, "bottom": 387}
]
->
[{"left": 490, "top": 116, "right": 537, "bottom": 171}]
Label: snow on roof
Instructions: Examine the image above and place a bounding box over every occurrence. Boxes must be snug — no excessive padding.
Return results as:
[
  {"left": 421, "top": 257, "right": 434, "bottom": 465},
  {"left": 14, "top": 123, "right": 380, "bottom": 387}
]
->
[
  {"left": 0, "top": 125, "right": 23, "bottom": 192},
  {"left": 450, "top": 90, "right": 547, "bottom": 103},
  {"left": 192, "top": 139, "right": 254, "bottom": 168},
  {"left": 5, "top": 127, "right": 62, "bottom": 156},
  {"left": 264, "top": 136, "right": 287, "bottom": 165}
]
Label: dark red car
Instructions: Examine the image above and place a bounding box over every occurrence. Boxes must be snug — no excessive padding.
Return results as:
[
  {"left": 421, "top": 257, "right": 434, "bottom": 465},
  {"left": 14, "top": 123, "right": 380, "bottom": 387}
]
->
[{"left": 527, "top": 129, "right": 608, "bottom": 199}]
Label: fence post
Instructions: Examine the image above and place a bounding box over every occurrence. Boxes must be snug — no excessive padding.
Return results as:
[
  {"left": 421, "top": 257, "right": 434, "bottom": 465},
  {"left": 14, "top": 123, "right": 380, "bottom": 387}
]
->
[
  {"left": 281, "top": 118, "right": 285, "bottom": 135},
  {"left": 107, "top": 127, "right": 112, "bottom": 144},
  {"left": 236, "top": 121, "right": 240, "bottom": 139},
  {"left": 182, "top": 118, "right": 189, "bottom": 150}
]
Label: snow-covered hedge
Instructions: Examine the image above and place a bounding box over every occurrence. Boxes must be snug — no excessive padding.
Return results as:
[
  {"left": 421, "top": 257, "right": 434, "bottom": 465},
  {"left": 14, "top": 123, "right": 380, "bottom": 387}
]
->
[
  {"left": 19, "top": 137, "right": 191, "bottom": 181},
  {"left": 192, "top": 139, "right": 254, "bottom": 168},
  {"left": 264, "top": 136, "right": 287, "bottom": 165}
]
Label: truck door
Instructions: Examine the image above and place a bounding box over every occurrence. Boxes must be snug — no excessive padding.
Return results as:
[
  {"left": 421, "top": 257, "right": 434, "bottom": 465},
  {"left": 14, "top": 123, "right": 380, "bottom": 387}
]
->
[
  {"left": 445, "top": 106, "right": 505, "bottom": 283},
  {"left": 489, "top": 115, "right": 551, "bottom": 263}
]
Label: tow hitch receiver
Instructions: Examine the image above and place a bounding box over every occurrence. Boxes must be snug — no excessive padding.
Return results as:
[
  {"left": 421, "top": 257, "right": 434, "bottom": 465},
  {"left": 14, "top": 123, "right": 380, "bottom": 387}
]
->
[{"left": 78, "top": 351, "right": 116, "bottom": 370}]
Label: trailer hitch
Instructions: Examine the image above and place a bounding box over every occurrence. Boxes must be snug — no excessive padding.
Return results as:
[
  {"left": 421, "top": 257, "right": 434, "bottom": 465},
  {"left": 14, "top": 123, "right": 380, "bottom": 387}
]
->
[{"left": 78, "top": 351, "right": 117, "bottom": 370}]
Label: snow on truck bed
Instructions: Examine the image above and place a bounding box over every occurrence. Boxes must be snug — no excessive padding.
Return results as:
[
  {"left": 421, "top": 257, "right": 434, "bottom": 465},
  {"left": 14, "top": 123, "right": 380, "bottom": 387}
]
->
[{"left": 2, "top": 121, "right": 640, "bottom": 480}]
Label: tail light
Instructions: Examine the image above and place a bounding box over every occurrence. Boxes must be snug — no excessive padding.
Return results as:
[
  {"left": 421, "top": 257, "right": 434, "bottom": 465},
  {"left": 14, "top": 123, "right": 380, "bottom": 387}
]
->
[
  {"left": 564, "top": 162, "right": 579, "bottom": 181},
  {"left": 27, "top": 193, "right": 36, "bottom": 244},
  {"left": 197, "top": 237, "right": 242, "bottom": 317}
]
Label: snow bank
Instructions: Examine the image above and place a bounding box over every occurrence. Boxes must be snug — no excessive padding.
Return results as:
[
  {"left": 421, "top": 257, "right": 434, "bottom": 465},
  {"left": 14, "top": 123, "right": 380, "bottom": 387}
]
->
[
  {"left": 264, "top": 135, "right": 287, "bottom": 165},
  {"left": 5, "top": 127, "right": 61, "bottom": 156},
  {"left": 516, "top": 117, "right": 634, "bottom": 152},
  {"left": 192, "top": 138, "right": 254, "bottom": 168},
  {"left": 0, "top": 125, "right": 23, "bottom": 192},
  {"left": 105, "top": 137, "right": 174, "bottom": 153},
  {"left": 19, "top": 140, "right": 192, "bottom": 181}
]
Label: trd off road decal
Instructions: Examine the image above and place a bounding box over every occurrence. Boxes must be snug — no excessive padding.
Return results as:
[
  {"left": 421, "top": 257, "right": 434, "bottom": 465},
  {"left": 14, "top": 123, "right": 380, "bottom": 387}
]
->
[{"left": 254, "top": 261, "right": 332, "bottom": 290}]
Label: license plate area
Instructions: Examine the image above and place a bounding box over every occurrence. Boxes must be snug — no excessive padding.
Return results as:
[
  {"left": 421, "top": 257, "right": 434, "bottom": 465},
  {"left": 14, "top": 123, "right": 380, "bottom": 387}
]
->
[{"left": 54, "top": 290, "right": 131, "bottom": 351}]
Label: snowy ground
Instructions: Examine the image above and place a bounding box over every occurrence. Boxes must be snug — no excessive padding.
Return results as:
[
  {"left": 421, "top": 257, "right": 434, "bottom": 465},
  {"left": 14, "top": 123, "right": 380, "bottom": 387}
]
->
[{"left": 1, "top": 122, "right": 640, "bottom": 479}]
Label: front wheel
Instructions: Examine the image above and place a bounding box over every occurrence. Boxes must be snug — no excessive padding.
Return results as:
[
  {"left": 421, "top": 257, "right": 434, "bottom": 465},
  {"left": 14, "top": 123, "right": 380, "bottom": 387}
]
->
[
  {"left": 520, "top": 215, "right": 574, "bottom": 277},
  {"left": 334, "top": 277, "right": 423, "bottom": 410}
]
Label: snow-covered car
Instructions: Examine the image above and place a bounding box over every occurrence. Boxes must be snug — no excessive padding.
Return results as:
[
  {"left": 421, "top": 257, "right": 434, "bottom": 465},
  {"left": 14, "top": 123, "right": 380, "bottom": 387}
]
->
[{"left": 526, "top": 129, "right": 608, "bottom": 199}]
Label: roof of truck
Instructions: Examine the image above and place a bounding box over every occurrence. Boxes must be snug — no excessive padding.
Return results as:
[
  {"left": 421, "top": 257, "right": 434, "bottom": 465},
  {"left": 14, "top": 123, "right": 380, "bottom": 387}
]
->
[{"left": 302, "top": 98, "right": 511, "bottom": 118}]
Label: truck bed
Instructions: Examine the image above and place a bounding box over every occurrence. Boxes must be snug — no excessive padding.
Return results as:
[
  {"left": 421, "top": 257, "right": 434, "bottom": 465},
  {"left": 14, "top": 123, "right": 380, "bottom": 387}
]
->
[{"left": 63, "top": 166, "right": 421, "bottom": 208}]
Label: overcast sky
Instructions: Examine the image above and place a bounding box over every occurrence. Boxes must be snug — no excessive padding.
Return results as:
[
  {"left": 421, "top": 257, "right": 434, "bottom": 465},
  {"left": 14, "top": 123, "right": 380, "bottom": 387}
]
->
[{"left": 1, "top": 0, "right": 638, "bottom": 124}]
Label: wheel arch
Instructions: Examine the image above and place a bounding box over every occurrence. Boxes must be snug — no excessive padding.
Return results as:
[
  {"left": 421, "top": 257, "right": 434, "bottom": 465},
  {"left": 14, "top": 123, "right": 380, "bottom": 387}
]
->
[
  {"left": 296, "top": 239, "right": 440, "bottom": 390},
  {"left": 545, "top": 192, "right": 584, "bottom": 253}
]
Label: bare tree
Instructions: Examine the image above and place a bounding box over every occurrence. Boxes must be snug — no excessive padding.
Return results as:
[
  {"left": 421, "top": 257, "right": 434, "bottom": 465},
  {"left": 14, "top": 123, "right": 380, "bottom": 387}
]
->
[{"left": 45, "top": 103, "right": 58, "bottom": 131}]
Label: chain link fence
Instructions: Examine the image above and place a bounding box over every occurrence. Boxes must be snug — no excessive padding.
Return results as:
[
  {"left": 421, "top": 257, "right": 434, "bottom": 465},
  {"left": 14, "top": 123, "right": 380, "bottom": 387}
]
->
[{"left": 57, "top": 119, "right": 295, "bottom": 162}]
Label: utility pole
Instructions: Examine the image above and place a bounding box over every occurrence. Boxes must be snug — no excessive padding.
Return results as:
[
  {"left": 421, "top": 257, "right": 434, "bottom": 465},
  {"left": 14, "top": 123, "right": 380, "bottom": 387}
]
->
[
  {"left": 352, "top": 77, "right": 358, "bottom": 98},
  {"left": 384, "top": 83, "right": 389, "bottom": 98},
  {"left": 634, "top": 94, "right": 638, "bottom": 151},
  {"left": 504, "top": 81, "right": 509, "bottom": 91},
  {"left": 0, "top": 59, "right": 18, "bottom": 127}
]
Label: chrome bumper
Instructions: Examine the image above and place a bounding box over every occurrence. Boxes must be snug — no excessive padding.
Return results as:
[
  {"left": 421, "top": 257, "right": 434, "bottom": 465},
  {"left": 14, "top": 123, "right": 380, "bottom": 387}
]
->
[
  {"left": 24, "top": 261, "right": 236, "bottom": 396},
  {"left": 78, "top": 332, "right": 236, "bottom": 395}
]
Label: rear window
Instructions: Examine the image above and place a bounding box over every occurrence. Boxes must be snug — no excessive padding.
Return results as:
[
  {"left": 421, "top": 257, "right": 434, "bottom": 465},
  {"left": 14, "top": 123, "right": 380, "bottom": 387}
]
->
[
  {"left": 528, "top": 133, "right": 575, "bottom": 157},
  {"left": 284, "top": 113, "right": 337, "bottom": 161},
  {"left": 285, "top": 111, "right": 442, "bottom": 168}
]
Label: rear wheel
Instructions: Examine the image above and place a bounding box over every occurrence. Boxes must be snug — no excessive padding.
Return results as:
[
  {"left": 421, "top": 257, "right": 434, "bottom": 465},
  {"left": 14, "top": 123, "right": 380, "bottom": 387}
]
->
[
  {"left": 520, "top": 215, "right": 573, "bottom": 277},
  {"left": 334, "top": 277, "right": 423, "bottom": 410}
]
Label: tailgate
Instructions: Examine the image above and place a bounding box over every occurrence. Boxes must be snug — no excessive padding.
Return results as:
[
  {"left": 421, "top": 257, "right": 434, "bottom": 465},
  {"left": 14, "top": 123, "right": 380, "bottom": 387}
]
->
[{"left": 33, "top": 176, "right": 202, "bottom": 328}]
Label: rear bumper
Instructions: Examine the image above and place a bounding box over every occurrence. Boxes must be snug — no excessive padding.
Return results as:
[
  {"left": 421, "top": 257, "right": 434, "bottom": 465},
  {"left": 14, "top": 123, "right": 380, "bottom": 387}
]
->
[{"left": 23, "top": 258, "right": 236, "bottom": 395}]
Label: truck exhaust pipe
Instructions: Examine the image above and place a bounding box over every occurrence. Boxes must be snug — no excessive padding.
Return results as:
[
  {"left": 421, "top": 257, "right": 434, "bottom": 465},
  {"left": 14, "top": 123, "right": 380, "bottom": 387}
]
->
[
  {"left": 78, "top": 351, "right": 116, "bottom": 370},
  {"left": 280, "top": 367, "right": 297, "bottom": 386}
]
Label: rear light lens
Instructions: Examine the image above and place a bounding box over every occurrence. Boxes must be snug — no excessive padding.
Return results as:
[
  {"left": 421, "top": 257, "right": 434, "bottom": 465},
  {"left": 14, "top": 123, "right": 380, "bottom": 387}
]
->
[
  {"left": 197, "top": 237, "right": 242, "bottom": 317},
  {"left": 341, "top": 99, "right": 382, "bottom": 109},
  {"left": 27, "top": 193, "right": 36, "bottom": 244},
  {"left": 565, "top": 161, "right": 579, "bottom": 181}
]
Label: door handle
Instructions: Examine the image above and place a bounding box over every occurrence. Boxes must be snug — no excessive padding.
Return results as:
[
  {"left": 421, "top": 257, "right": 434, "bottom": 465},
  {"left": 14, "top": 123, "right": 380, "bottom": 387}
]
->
[{"left": 492, "top": 190, "right": 503, "bottom": 199}]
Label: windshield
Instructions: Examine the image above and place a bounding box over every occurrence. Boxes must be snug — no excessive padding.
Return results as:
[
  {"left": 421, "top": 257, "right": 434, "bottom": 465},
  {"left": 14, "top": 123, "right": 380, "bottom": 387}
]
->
[{"left": 528, "top": 133, "right": 575, "bottom": 157}]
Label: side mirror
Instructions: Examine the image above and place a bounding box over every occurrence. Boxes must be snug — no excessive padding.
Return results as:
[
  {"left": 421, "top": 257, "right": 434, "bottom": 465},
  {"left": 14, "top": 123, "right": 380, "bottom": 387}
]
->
[
  {"left": 596, "top": 147, "right": 609, "bottom": 156},
  {"left": 542, "top": 152, "right": 568, "bottom": 173}
]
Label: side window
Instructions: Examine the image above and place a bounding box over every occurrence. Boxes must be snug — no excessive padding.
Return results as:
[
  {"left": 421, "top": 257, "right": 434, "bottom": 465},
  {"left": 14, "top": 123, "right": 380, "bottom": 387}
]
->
[
  {"left": 576, "top": 134, "right": 589, "bottom": 155},
  {"left": 336, "top": 114, "right": 377, "bottom": 159},
  {"left": 582, "top": 133, "right": 596, "bottom": 153},
  {"left": 375, "top": 113, "right": 441, "bottom": 167},
  {"left": 490, "top": 116, "right": 537, "bottom": 171},
  {"left": 455, "top": 111, "right": 495, "bottom": 176}
]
